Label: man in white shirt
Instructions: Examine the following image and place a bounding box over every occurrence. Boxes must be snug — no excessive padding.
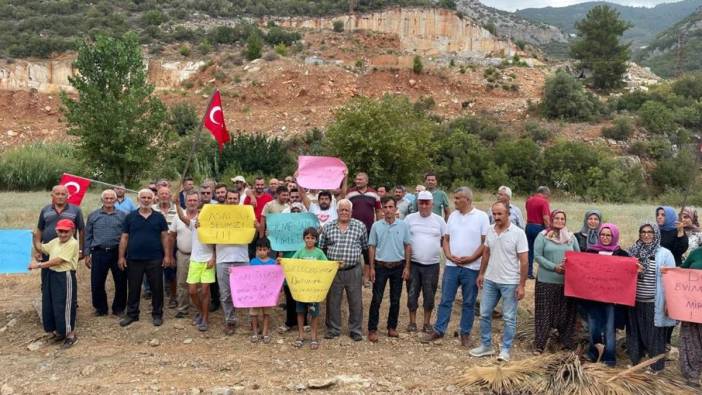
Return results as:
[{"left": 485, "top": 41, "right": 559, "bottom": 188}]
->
[
  {"left": 309, "top": 190, "right": 338, "bottom": 228},
  {"left": 422, "top": 187, "right": 488, "bottom": 348},
  {"left": 215, "top": 189, "right": 252, "bottom": 335},
  {"left": 168, "top": 191, "right": 198, "bottom": 318},
  {"left": 470, "top": 202, "right": 528, "bottom": 362},
  {"left": 404, "top": 191, "right": 447, "bottom": 333}
]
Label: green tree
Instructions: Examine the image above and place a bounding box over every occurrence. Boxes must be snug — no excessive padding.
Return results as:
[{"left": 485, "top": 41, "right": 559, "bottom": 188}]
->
[
  {"left": 245, "top": 31, "right": 263, "bottom": 60},
  {"left": 570, "top": 5, "right": 632, "bottom": 91},
  {"left": 60, "top": 33, "right": 168, "bottom": 185},
  {"left": 541, "top": 70, "right": 602, "bottom": 121},
  {"left": 325, "top": 95, "right": 437, "bottom": 186},
  {"left": 413, "top": 55, "right": 423, "bottom": 74}
]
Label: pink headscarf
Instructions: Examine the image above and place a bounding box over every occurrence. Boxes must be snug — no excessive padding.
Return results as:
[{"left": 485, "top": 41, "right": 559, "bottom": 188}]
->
[
  {"left": 541, "top": 209, "right": 573, "bottom": 245},
  {"left": 589, "top": 223, "right": 620, "bottom": 252}
]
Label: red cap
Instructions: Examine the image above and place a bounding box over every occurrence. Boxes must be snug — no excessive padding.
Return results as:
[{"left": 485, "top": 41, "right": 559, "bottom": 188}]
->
[{"left": 55, "top": 219, "right": 75, "bottom": 231}]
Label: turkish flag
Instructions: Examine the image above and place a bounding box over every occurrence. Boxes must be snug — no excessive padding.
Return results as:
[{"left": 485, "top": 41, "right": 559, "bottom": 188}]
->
[
  {"left": 203, "top": 90, "right": 230, "bottom": 152},
  {"left": 59, "top": 173, "right": 91, "bottom": 206}
]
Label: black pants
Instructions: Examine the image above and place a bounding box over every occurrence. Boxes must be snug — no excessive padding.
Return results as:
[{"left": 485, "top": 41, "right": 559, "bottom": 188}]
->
[
  {"left": 90, "top": 248, "right": 127, "bottom": 315},
  {"left": 42, "top": 270, "right": 77, "bottom": 337},
  {"left": 284, "top": 284, "right": 308, "bottom": 327},
  {"left": 368, "top": 263, "right": 404, "bottom": 331},
  {"left": 126, "top": 259, "right": 163, "bottom": 319}
]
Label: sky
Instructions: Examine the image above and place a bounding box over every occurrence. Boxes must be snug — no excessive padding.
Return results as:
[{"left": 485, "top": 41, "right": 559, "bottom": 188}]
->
[{"left": 479, "top": 0, "right": 680, "bottom": 11}]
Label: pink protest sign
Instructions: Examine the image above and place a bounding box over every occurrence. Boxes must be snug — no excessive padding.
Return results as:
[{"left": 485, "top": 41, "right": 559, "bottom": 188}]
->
[
  {"left": 564, "top": 251, "right": 639, "bottom": 306},
  {"left": 229, "top": 265, "right": 284, "bottom": 308},
  {"left": 296, "top": 156, "right": 347, "bottom": 190},
  {"left": 663, "top": 268, "right": 702, "bottom": 324}
]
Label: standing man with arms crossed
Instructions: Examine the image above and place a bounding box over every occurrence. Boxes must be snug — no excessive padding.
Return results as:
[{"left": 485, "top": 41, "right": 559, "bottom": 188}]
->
[
  {"left": 525, "top": 186, "right": 551, "bottom": 279},
  {"left": 167, "top": 190, "right": 199, "bottom": 319},
  {"left": 470, "top": 202, "right": 528, "bottom": 362}
]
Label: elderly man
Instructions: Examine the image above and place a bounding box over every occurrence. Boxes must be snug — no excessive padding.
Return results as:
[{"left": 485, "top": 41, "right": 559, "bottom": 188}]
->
[
  {"left": 412, "top": 172, "right": 450, "bottom": 220},
  {"left": 151, "top": 186, "right": 178, "bottom": 305},
  {"left": 367, "top": 196, "right": 411, "bottom": 342},
  {"left": 115, "top": 183, "right": 137, "bottom": 214},
  {"left": 215, "top": 189, "right": 251, "bottom": 335},
  {"left": 525, "top": 186, "right": 551, "bottom": 279},
  {"left": 422, "top": 187, "right": 488, "bottom": 347},
  {"left": 488, "top": 186, "right": 524, "bottom": 229},
  {"left": 168, "top": 190, "right": 199, "bottom": 319},
  {"left": 35, "top": 185, "right": 85, "bottom": 262},
  {"left": 404, "top": 191, "right": 447, "bottom": 333},
  {"left": 266, "top": 178, "right": 279, "bottom": 197},
  {"left": 470, "top": 202, "right": 528, "bottom": 362},
  {"left": 320, "top": 199, "right": 368, "bottom": 341},
  {"left": 178, "top": 177, "right": 195, "bottom": 209},
  {"left": 85, "top": 189, "right": 127, "bottom": 317},
  {"left": 118, "top": 189, "right": 172, "bottom": 327}
]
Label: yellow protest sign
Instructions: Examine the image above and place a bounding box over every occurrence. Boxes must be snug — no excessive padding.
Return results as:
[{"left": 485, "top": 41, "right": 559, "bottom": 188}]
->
[
  {"left": 281, "top": 258, "right": 339, "bottom": 303},
  {"left": 197, "top": 204, "right": 256, "bottom": 244}
]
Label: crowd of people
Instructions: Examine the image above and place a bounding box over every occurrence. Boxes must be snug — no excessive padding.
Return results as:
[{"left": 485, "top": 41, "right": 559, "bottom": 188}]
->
[{"left": 28, "top": 172, "right": 702, "bottom": 388}]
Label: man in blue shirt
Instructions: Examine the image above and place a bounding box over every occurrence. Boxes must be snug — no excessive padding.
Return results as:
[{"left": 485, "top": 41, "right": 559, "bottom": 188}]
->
[
  {"left": 367, "top": 196, "right": 411, "bottom": 342},
  {"left": 114, "top": 184, "right": 137, "bottom": 214}
]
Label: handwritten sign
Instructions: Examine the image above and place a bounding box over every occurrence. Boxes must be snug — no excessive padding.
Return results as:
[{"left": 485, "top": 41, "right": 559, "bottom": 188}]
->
[
  {"left": 663, "top": 268, "right": 702, "bottom": 324},
  {"left": 564, "top": 251, "right": 638, "bottom": 306},
  {"left": 266, "top": 213, "right": 319, "bottom": 252},
  {"left": 281, "top": 258, "right": 339, "bottom": 302},
  {"left": 197, "top": 204, "right": 256, "bottom": 244},
  {"left": 229, "top": 265, "right": 284, "bottom": 308},
  {"left": 296, "top": 156, "right": 347, "bottom": 190},
  {"left": 0, "top": 230, "right": 32, "bottom": 274}
]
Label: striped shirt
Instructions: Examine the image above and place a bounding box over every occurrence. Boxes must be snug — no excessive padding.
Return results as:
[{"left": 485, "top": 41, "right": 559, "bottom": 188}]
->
[
  {"left": 319, "top": 218, "right": 368, "bottom": 270},
  {"left": 85, "top": 208, "right": 127, "bottom": 255},
  {"left": 37, "top": 204, "right": 85, "bottom": 243},
  {"left": 346, "top": 187, "right": 380, "bottom": 235},
  {"left": 636, "top": 257, "right": 657, "bottom": 302}
]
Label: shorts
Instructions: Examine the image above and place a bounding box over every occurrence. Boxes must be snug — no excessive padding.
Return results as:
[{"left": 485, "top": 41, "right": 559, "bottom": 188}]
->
[
  {"left": 249, "top": 307, "right": 273, "bottom": 316},
  {"left": 296, "top": 302, "right": 321, "bottom": 318},
  {"left": 186, "top": 261, "right": 215, "bottom": 284}
]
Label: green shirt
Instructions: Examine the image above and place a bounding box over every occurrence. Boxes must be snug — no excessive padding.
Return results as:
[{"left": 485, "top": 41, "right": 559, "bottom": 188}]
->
[
  {"left": 534, "top": 232, "right": 580, "bottom": 284},
  {"left": 682, "top": 247, "right": 702, "bottom": 270},
  {"left": 411, "top": 189, "right": 450, "bottom": 217},
  {"left": 292, "top": 247, "right": 328, "bottom": 261}
]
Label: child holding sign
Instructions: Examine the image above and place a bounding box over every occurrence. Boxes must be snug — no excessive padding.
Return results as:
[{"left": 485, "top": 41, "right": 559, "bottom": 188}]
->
[
  {"left": 290, "top": 227, "right": 328, "bottom": 350},
  {"left": 28, "top": 219, "right": 79, "bottom": 348},
  {"left": 250, "top": 238, "right": 276, "bottom": 343}
]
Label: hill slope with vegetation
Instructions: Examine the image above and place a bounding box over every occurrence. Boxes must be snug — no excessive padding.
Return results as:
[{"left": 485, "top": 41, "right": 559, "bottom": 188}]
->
[{"left": 637, "top": 8, "right": 702, "bottom": 77}]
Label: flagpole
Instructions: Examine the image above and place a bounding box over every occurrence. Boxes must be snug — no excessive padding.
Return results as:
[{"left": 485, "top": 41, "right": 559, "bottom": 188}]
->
[
  {"left": 63, "top": 173, "right": 139, "bottom": 194},
  {"left": 181, "top": 89, "right": 217, "bottom": 181}
]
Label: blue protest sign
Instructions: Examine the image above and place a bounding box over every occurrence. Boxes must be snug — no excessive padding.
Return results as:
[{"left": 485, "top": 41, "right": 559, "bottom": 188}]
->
[
  {"left": 266, "top": 213, "right": 319, "bottom": 252},
  {"left": 0, "top": 230, "right": 32, "bottom": 274}
]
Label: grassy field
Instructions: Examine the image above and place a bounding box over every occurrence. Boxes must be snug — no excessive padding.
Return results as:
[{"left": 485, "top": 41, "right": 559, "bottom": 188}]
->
[{"left": 2, "top": 190, "right": 661, "bottom": 247}]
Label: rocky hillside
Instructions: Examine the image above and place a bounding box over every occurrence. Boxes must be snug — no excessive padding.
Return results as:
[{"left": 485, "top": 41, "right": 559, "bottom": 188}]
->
[{"left": 637, "top": 8, "right": 702, "bottom": 77}]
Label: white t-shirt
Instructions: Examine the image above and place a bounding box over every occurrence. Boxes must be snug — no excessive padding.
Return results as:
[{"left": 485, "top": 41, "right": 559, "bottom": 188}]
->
[
  {"left": 216, "top": 244, "right": 249, "bottom": 264},
  {"left": 309, "top": 203, "right": 338, "bottom": 228},
  {"left": 169, "top": 215, "right": 193, "bottom": 253},
  {"left": 405, "top": 212, "right": 447, "bottom": 265},
  {"left": 446, "top": 208, "right": 489, "bottom": 270},
  {"left": 189, "top": 220, "right": 213, "bottom": 262},
  {"left": 484, "top": 223, "right": 529, "bottom": 284}
]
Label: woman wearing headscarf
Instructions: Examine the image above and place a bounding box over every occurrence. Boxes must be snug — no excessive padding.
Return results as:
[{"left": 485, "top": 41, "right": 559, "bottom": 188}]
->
[
  {"left": 626, "top": 222, "right": 677, "bottom": 373},
  {"left": 681, "top": 207, "right": 702, "bottom": 258},
  {"left": 533, "top": 209, "right": 580, "bottom": 354},
  {"left": 576, "top": 209, "right": 602, "bottom": 251},
  {"left": 582, "top": 223, "right": 629, "bottom": 366},
  {"left": 671, "top": 246, "right": 702, "bottom": 388},
  {"left": 656, "top": 206, "right": 688, "bottom": 266}
]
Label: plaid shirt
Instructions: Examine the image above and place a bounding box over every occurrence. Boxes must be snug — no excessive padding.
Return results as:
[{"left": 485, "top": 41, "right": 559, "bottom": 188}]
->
[{"left": 319, "top": 218, "right": 368, "bottom": 269}]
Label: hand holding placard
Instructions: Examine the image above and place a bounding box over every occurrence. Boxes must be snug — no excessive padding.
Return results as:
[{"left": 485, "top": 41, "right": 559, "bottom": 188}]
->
[
  {"left": 0, "top": 230, "right": 32, "bottom": 274},
  {"left": 662, "top": 268, "right": 702, "bottom": 324},
  {"left": 564, "top": 251, "right": 639, "bottom": 306},
  {"left": 229, "top": 265, "right": 284, "bottom": 308},
  {"left": 197, "top": 204, "right": 256, "bottom": 244}
]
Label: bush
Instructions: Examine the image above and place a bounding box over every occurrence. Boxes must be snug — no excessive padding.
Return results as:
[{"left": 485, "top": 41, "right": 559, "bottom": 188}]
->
[
  {"left": 611, "top": 89, "right": 650, "bottom": 112},
  {"left": 198, "top": 40, "right": 213, "bottom": 55},
  {"left": 541, "top": 70, "right": 602, "bottom": 121},
  {"left": 332, "top": 20, "right": 344, "bottom": 33},
  {"left": 414, "top": 96, "right": 436, "bottom": 113},
  {"left": 672, "top": 73, "right": 702, "bottom": 100},
  {"left": 493, "top": 138, "right": 543, "bottom": 193},
  {"left": 264, "top": 27, "right": 301, "bottom": 46},
  {"left": 433, "top": 131, "right": 492, "bottom": 189},
  {"left": 446, "top": 116, "right": 502, "bottom": 143},
  {"left": 0, "top": 142, "right": 85, "bottom": 190},
  {"left": 525, "top": 121, "right": 552, "bottom": 142},
  {"left": 220, "top": 133, "right": 294, "bottom": 177},
  {"left": 601, "top": 117, "right": 633, "bottom": 140},
  {"left": 262, "top": 51, "right": 279, "bottom": 61},
  {"left": 274, "top": 43, "right": 287, "bottom": 56},
  {"left": 169, "top": 102, "right": 199, "bottom": 136},
  {"left": 638, "top": 100, "right": 675, "bottom": 134},
  {"left": 413, "top": 55, "right": 423, "bottom": 74},
  {"left": 651, "top": 150, "right": 695, "bottom": 192},
  {"left": 245, "top": 32, "right": 263, "bottom": 61},
  {"left": 179, "top": 45, "right": 191, "bottom": 57}
]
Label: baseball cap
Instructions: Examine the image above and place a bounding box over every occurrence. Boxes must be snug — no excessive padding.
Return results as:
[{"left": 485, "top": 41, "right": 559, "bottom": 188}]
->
[
  {"left": 55, "top": 219, "right": 75, "bottom": 231},
  {"left": 230, "top": 175, "right": 246, "bottom": 183},
  {"left": 417, "top": 191, "right": 433, "bottom": 200}
]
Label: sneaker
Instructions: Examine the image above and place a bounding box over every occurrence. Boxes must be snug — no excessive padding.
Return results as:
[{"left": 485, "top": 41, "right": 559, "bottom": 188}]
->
[
  {"left": 152, "top": 317, "right": 163, "bottom": 327},
  {"left": 324, "top": 332, "right": 339, "bottom": 340},
  {"left": 197, "top": 321, "right": 208, "bottom": 332},
  {"left": 406, "top": 323, "right": 418, "bottom": 333},
  {"left": 350, "top": 333, "right": 363, "bottom": 342},
  {"left": 277, "top": 324, "right": 291, "bottom": 334},
  {"left": 192, "top": 313, "right": 202, "bottom": 326},
  {"left": 62, "top": 336, "right": 78, "bottom": 349},
  {"left": 469, "top": 344, "right": 495, "bottom": 357},
  {"left": 497, "top": 349, "right": 510, "bottom": 362}
]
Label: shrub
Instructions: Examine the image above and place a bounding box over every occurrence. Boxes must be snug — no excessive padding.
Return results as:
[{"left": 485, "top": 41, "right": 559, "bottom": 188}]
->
[
  {"left": 198, "top": 40, "right": 213, "bottom": 55},
  {"left": 332, "top": 20, "right": 344, "bottom": 33},
  {"left": 651, "top": 151, "right": 695, "bottom": 192},
  {"left": 611, "top": 89, "right": 650, "bottom": 112},
  {"left": 0, "top": 142, "right": 85, "bottom": 190},
  {"left": 245, "top": 32, "right": 262, "bottom": 61},
  {"left": 672, "top": 73, "right": 702, "bottom": 100},
  {"left": 169, "top": 102, "right": 199, "bottom": 136},
  {"left": 433, "top": 131, "right": 492, "bottom": 189},
  {"left": 265, "top": 27, "right": 301, "bottom": 46},
  {"left": 493, "top": 138, "right": 543, "bottom": 193},
  {"left": 447, "top": 115, "right": 502, "bottom": 143},
  {"left": 541, "top": 70, "right": 602, "bottom": 121},
  {"left": 262, "top": 51, "right": 279, "bottom": 61},
  {"left": 525, "top": 121, "right": 552, "bottom": 142},
  {"left": 673, "top": 104, "right": 702, "bottom": 129},
  {"left": 274, "top": 43, "right": 287, "bottom": 56},
  {"left": 638, "top": 100, "right": 675, "bottom": 134},
  {"left": 179, "top": 45, "right": 191, "bottom": 57},
  {"left": 414, "top": 96, "right": 436, "bottom": 113},
  {"left": 220, "top": 133, "right": 294, "bottom": 177},
  {"left": 413, "top": 55, "right": 423, "bottom": 74},
  {"left": 601, "top": 117, "right": 633, "bottom": 140}
]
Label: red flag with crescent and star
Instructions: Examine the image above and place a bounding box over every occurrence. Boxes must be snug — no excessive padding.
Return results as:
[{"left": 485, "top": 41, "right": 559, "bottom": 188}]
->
[
  {"left": 203, "top": 90, "right": 230, "bottom": 152},
  {"left": 59, "top": 173, "right": 91, "bottom": 206}
]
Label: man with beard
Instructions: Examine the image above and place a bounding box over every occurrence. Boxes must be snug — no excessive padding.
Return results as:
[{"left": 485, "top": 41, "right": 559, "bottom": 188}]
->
[
  {"left": 213, "top": 183, "right": 228, "bottom": 204},
  {"left": 244, "top": 176, "right": 274, "bottom": 236},
  {"left": 114, "top": 183, "right": 137, "bottom": 214},
  {"left": 309, "top": 191, "right": 337, "bottom": 228}
]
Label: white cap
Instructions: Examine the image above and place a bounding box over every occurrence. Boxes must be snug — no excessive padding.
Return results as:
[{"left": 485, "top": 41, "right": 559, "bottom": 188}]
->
[
  {"left": 417, "top": 191, "right": 433, "bottom": 201},
  {"left": 231, "top": 176, "right": 246, "bottom": 183}
]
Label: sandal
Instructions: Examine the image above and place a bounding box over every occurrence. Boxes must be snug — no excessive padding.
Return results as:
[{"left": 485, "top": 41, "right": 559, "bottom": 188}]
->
[
  {"left": 310, "top": 340, "right": 319, "bottom": 350},
  {"left": 406, "top": 323, "right": 418, "bottom": 332},
  {"left": 262, "top": 335, "right": 272, "bottom": 344},
  {"left": 294, "top": 338, "right": 304, "bottom": 348},
  {"left": 277, "top": 324, "right": 291, "bottom": 334},
  {"left": 250, "top": 334, "right": 259, "bottom": 343}
]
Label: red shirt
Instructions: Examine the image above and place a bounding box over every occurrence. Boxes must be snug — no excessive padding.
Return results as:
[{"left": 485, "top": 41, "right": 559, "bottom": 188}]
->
[
  {"left": 525, "top": 193, "right": 550, "bottom": 225},
  {"left": 346, "top": 187, "right": 381, "bottom": 234},
  {"left": 244, "top": 193, "right": 273, "bottom": 222}
]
